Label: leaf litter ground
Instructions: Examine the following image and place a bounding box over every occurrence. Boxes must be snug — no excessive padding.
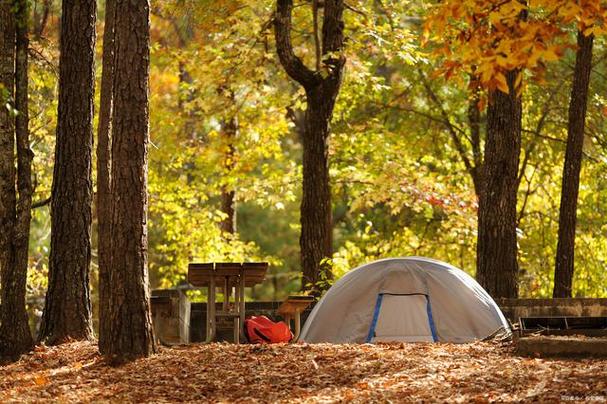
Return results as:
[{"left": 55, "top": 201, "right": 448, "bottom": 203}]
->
[{"left": 1, "top": 341, "right": 606, "bottom": 402}]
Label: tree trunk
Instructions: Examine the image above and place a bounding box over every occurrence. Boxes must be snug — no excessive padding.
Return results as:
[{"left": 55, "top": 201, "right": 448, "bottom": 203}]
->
[
  {"left": 476, "top": 70, "right": 521, "bottom": 298},
  {"left": 274, "top": 0, "right": 345, "bottom": 294},
  {"left": 39, "top": 0, "right": 96, "bottom": 344},
  {"left": 101, "top": 0, "right": 155, "bottom": 362},
  {"left": 300, "top": 84, "right": 336, "bottom": 292},
  {"left": 97, "top": 0, "right": 116, "bottom": 355},
  {"left": 220, "top": 115, "right": 237, "bottom": 235},
  {"left": 553, "top": 32, "right": 594, "bottom": 298},
  {"left": 0, "top": 0, "right": 34, "bottom": 360}
]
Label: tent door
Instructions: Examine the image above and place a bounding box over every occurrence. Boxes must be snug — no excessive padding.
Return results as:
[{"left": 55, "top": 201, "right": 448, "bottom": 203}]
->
[{"left": 368, "top": 294, "right": 437, "bottom": 343}]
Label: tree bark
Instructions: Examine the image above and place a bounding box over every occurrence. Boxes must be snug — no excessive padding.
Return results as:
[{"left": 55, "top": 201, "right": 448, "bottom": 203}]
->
[
  {"left": 275, "top": 0, "right": 345, "bottom": 294},
  {"left": 101, "top": 0, "right": 155, "bottom": 362},
  {"left": 300, "top": 84, "right": 336, "bottom": 292},
  {"left": 97, "top": 0, "right": 116, "bottom": 355},
  {"left": 553, "top": 32, "right": 594, "bottom": 298},
  {"left": 476, "top": 70, "right": 521, "bottom": 298},
  {"left": 39, "top": 0, "right": 96, "bottom": 344},
  {"left": 0, "top": 0, "right": 34, "bottom": 360}
]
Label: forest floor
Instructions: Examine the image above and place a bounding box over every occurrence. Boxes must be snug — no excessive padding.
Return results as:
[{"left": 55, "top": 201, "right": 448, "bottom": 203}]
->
[{"left": 1, "top": 340, "right": 606, "bottom": 403}]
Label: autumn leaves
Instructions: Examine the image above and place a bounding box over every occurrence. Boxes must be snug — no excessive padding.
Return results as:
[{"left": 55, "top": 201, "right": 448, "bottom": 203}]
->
[{"left": 424, "top": 0, "right": 606, "bottom": 95}]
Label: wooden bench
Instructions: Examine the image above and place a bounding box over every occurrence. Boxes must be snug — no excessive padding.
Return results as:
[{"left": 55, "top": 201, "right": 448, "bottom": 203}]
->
[{"left": 277, "top": 295, "right": 315, "bottom": 341}]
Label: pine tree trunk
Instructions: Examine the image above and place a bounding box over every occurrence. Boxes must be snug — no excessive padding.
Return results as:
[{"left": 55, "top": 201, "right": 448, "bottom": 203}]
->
[
  {"left": 476, "top": 70, "right": 521, "bottom": 298},
  {"left": 101, "top": 0, "right": 155, "bottom": 362},
  {"left": 39, "top": 0, "right": 96, "bottom": 344},
  {"left": 0, "top": 0, "right": 34, "bottom": 360},
  {"left": 97, "top": 0, "right": 116, "bottom": 355},
  {"left": 553, "top": 32, "right": 594, "bottom": 298}
]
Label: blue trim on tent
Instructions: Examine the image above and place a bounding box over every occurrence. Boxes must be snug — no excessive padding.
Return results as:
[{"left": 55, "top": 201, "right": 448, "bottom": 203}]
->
[
  {"left": 366, "top": 293, "right": 384, "bottom": 342},
  {"left": 425, "top": 296, "right": 438, "bottom": 342}
]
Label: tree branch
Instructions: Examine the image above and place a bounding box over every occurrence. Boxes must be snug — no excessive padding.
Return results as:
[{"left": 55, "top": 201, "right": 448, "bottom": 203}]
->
[
  {"left": 418, "top": 69, "right": 475, "bottom": 180},
  {"left": 517, "top": 77, "right": 564, "bottom": 187},
  {"left": 275, "top": 0, "right": 320, "bottom": 88},
  {"left": 344, "top": 1, "right": 367, "bottom": 18},
  {"left": 517, "top": 164, "right": 538, "bottom": 226},
  {"left": 321, "top": 0, "right": 346, "bottom": 71},
  {"left": 312, "top": 0, "right": 321, "bottom": 71},
  {"left": 31, "top": 196, "right": 51, "bottom": 209}
]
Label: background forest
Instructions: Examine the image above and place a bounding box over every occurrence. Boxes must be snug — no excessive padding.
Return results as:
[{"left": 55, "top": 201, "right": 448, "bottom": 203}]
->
[{"left": 18, "top": 0, "right": 607, "bottom": 321}]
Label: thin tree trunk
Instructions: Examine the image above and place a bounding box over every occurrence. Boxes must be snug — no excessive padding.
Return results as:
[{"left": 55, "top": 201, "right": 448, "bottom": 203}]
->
[
  {"left": 101, "top": 0, "right": 155, "bottom": 362},
  {"left": 39, "top": 0, "right": 96, "bottom": 344},
  {"left": 476, "top": 70, "right": 521, "bottom": 298},
  {"left": 0, "top": 0, "right": 34, "bottom": 360},
  {"left": 275, "top": 0, "right": 345, "bottom": 294},
  {"left": 178, "top": 62, "right": 200, "bottom": 142},
  {"left": 33, "top": 0, "right": 52, "bottom": 40},
  {"left": 553, "top": 32, "right": 594, "bottom": 298},
  {"left": 220, "top": 115, "right": 237, "bottom": 235},
  {"left": 467, "top": 79, "right": 483, "bottom": 196},
  {"left": 97, "top": 0, "right": 116, "bottom": 355}
]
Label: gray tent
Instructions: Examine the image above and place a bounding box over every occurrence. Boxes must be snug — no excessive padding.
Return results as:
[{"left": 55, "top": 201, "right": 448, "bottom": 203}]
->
[{"left": 299, "top": 257, "right": 510, "bottom": 343}]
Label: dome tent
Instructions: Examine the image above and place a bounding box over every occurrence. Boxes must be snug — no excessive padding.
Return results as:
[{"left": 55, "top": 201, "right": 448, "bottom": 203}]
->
[{"left": 299, "top": 257, "right": 510, "bottom": 343}]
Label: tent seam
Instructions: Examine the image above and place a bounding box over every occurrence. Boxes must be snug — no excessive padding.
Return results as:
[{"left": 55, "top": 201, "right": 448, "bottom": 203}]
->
[
  {"left": 365, "top": 293, "right": 384, "bottom": 343},
  {"left": 426, "top": 296, "right": 439, "bottom": 342}
]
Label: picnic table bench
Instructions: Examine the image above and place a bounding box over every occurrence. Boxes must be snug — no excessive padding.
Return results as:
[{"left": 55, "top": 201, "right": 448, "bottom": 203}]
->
[
  {"left": 278, "top": 295, "right": 315, "bottom": 341},
  {"left": 188, "top": 262, "right": 268, "bottom": 343}
]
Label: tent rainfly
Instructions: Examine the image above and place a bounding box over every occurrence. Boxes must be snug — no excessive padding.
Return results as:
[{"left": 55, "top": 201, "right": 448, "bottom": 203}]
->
[{"left": 299, "top": 257, "right": 511, "bottom": 343}]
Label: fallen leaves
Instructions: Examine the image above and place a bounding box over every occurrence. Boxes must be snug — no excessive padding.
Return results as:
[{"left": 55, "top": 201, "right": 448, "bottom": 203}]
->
[{"left": 0, "top": 340, "right": 606, "bottom": 402}]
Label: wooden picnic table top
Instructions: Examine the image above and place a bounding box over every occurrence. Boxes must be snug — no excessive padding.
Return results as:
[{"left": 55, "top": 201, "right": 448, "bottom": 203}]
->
[
  {"left": 277, "top": 295, "right": 315, "bottom": 315},
  {"left": 188, "top": 262, "right": 268, "bottom": 287}
]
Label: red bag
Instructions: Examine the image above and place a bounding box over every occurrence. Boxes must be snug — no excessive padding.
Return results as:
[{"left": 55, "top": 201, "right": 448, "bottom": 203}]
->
[{"left": 244, "top": 315, "right": 293, "bottom": 344}]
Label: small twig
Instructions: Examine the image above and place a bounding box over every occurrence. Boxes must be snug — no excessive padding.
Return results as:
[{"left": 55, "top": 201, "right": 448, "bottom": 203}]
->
[
  {"left": 28, "top": 46, "right": 58, "bottom": 77},
  {"left": 344, "top": 1, "right": 367, "bottom": 18},
  {"left": 31, "top": 196, "right": 51, "bottom": 209}
]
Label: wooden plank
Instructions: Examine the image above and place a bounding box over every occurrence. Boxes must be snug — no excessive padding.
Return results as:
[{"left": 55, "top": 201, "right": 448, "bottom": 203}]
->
[
  {"left": 242, "top": 262, "right": 268, "bottom": 270},
  {"left": 188, "top": 263, "right": 214, "bottom": 287},
  {"left": 189, "top": 263, "right": 214, "bottom": 270},
  {"left": 214, "top": 267, "right": 242, "bottom": 277},
  {"left": 150, "top": 296, "right": 171, "bottom": 315},
  {"left": 520, "top": 329, "right": 607, "bottom": 337},
  {"left": 215, "top": 262, "right": 243, "bottom": 270},
  {"left": 188, "top": 262, "right": 269, "bottom": 287},
  {"left": 285, "top": 295, "right": 315, "bottom": 302},
  {"left": 242, "top": 262, "right": 268, "bottom": 285}
]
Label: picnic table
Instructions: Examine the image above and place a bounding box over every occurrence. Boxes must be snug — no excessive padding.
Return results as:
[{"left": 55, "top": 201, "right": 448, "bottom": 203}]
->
[
  {"left": 277, "top": 295, "right": 315, "bottom": 341},
  {"left": 188, "top": 262, "right": 268, "bottom": 343}
]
